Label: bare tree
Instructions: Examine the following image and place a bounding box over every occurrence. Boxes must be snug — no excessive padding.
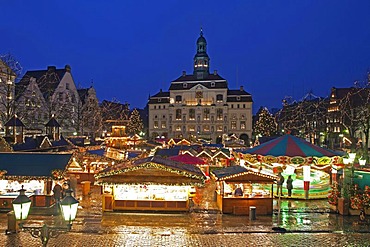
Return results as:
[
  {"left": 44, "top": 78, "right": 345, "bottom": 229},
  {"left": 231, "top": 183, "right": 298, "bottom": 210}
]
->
[
  {"left": 100, "top": 99, "right": 130, "bottom": 135},
  {"left": 276, "top": 91, "right": 328, "bottom": 145},
  {"left": 0, "top": 54, "right": 22, "bottom": 129},
  {"left": 339, "top": 78, "right": 370, "bottom": 159}
]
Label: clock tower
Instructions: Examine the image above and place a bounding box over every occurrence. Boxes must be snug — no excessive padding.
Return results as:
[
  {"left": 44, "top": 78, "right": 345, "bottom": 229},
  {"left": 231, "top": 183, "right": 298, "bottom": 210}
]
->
[{"left": 193, "top": 28, "right": 210, "bottom": 79}]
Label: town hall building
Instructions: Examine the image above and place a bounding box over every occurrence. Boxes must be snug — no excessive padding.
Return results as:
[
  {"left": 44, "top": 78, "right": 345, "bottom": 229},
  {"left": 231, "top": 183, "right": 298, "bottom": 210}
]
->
[{"left": 148, "top": 30, "right": 253, "bottom": 143}]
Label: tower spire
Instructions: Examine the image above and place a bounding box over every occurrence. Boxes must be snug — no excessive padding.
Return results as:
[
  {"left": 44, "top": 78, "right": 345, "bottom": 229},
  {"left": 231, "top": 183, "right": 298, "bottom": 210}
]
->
[{"left": 193, "top": 28, "right": 210, "bottom": 79}]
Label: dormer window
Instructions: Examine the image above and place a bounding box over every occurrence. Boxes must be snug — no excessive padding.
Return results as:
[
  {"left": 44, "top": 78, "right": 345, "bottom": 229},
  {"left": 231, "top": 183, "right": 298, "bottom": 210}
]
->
[
  {"left": 183, "top": 83, "right": 187, "bottom": 88},
  {"left": 211, "top": 82, "right": 215, "bottom": 87},
  {"left": 158, "top": 98, "right": 161, "bottom": 102},
  {"left": 236, "top": 96, "right": 241, "bottom": 101}
]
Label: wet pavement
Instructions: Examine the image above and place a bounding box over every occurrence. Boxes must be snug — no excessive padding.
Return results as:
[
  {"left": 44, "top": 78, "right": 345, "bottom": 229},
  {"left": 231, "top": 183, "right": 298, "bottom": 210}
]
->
[{"left": 1, "top": 183, "right": 370, "bottom": 246}]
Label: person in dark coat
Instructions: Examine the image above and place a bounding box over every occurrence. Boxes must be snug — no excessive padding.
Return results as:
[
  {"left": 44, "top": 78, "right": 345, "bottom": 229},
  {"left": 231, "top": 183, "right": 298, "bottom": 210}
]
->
[
  {"left": 69, "top": 174, "right": 78, "bottom": 197},
  {"left": 276, "top": 172, "right": 285, "bottom": 196},
  {"left": 52, "top": 183, "right": 62, "bottom": 202},
  {"left": 286, "top": 175, "right": 293, "bottom": 197}
]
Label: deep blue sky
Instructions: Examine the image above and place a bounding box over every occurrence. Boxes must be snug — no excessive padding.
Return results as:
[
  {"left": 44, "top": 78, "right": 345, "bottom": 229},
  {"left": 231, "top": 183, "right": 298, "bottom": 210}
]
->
[{"left": 2, "top": 1, "right": 370, "bottom": 113}]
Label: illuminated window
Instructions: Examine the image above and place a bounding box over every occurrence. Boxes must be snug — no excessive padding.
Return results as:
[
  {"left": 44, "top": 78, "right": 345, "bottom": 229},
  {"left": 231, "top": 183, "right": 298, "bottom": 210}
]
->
[
  {"left": 231, "top": 121, "right": 237, "bottom": 129},
  {"left": 154, "top": 121, "right": 158, "bottom": 129},
  {"left": 204, "top": 125, "right": 210, "bottom": 132},
  {"left": 240, "top": 121, "right": 246, "bottom": 129},
  {"left": 216, "top": 94, "right": 223, "bottom": 102},
  {"left": 203, "top": 108, "right": 210, "bottom": 120},
  {"left": 189, "top": 109, "right": 195, "bottom": 120},
  {"left": 189, "top": 125, "right": 195, "bottom": 131},
  {"left": 175, "top": 125, "right": 181, "bottom": 131},
  {"left": 161, "top": 122, "right": 166, "bottom": 128},
  {"left": 217, "top": 126, "right": 223, "bottom": 132},
  {"left": 216, "top": 109, "right": 223, "bottom": 120},
  {"left": 176, "top": 109, "right": 182, "bottom": 120}
]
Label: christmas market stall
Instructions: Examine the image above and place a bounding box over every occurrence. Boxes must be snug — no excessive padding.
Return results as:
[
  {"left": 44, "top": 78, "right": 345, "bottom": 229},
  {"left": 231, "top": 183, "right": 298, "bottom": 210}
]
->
[
  {"left": 211, "top": 166, "right": 277, "bottom": 215},
  {"left": 0, "top": 152, "right": 72, "bottom": 211},
  {"left": 95, "top": 156, "right": 206, "bottom": 212}
]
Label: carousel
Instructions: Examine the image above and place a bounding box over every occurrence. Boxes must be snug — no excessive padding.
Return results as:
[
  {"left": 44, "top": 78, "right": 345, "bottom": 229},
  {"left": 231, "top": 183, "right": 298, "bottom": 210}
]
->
[{"left": 234, "top": 135, "right": 343, "bottom": 199}]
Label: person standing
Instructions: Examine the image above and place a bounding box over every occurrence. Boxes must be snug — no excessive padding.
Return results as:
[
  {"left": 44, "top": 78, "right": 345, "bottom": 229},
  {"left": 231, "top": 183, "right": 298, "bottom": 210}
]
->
[
  {"left": 276, "top": 172, "right": 285, "bottom": 197},
  {"left": 286, "top": 175, "right": 293, "bottom": 197},
  {"left": 52, "top": 182, "right": 62, "bottom": 202},
  {"left": 69, "top": 174, "right": 78, "bottom": 197}
]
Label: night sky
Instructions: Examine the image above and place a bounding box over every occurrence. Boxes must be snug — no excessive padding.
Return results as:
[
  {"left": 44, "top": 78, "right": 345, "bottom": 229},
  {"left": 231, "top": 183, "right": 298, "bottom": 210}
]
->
[{"left": 2, "top": 1, "right": 370, "bottom": 113}]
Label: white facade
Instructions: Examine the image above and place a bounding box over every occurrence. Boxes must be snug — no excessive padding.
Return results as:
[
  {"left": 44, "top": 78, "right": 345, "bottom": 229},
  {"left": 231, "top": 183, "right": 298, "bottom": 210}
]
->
[{"left": 148, "top": 31, "right": 253, "bottom": 143}]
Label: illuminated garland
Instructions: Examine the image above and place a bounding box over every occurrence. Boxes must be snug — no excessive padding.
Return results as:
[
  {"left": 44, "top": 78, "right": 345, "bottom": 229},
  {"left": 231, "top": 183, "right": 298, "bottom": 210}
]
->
[
  {"left": 95, "top": 181, "right": 204, "bottom": 187},
  {"left": 236, "top": 152, "right": 342, "bottom": 165},
  {"left": 0, "top": 170, "right": 7, "bottom": 179},
  {"left": 5, "top": 175, "right": 51, "bottom": 180},
  {"left": 95, "top": 162, "right": 206, "bottom": 184},
  {"left": 216, "top": 170, "right": 277, "bottom": 181}
]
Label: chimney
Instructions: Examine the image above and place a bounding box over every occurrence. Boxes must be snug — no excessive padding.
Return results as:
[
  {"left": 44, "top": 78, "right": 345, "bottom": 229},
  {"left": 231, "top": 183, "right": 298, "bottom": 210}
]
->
[
  {"left": 47, "top": 66, "right": 56, "bottom": 72},
  {"left": 214, "top": 70, "right": 218, "bottom": 75},
  {"left": 65, "top": 64, "right": 71, "bottom": 72},
  {"left": 182, "top": 71, "right": 186, "bottom": 76},
  {"left": 160, "top": 89, "right": 162, "bottom": 93},
  {"left": 240, "top": 86, "right": 244, "bottom": 91}
]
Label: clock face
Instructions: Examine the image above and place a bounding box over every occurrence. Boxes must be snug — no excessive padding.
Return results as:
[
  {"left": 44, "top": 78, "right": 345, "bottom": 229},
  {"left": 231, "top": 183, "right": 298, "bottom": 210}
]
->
[{"left": 196, "top": 91, "right": 203, "bottom": 98}]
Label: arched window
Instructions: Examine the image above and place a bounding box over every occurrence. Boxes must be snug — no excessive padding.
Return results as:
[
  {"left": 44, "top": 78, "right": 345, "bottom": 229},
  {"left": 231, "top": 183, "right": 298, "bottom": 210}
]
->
[
  {"left": 216, "top": 94, "right": 223, "bottom": 102},
  {"left": 175, "top": 95, "right": 182, "bottom": 103},
  {"left": 176, "top": 109, "right": 182, "bottom": 120}
]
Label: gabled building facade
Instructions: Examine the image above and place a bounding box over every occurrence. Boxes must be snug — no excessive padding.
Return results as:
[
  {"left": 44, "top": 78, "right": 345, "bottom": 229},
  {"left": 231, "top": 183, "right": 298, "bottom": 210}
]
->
[
  {"left": 15, "top": 65, "right": 80, "bottom": 136},
  {"left": 78, "top": 86, "right": 102, "bottom": 137},
  {"left": 148, "top": 30, "right": 253, "bottom": 143}
]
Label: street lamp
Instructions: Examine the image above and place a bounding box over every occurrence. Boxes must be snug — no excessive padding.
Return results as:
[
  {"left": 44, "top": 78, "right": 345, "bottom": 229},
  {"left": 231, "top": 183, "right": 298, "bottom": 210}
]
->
[
  {"left": 12, "top": 188, "right": 79, "bottom": 246},
  {"left": 12, "top": 186, "right": 31, "bottom": 221}
]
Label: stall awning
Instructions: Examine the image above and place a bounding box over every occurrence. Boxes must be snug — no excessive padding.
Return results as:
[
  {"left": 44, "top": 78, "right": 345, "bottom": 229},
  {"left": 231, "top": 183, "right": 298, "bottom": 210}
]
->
[
  {"left": 0, "top": 152, "right": 72, "bottom": 178},
  {"left": 95, "top": 156, "right": 206, "bottom": 186},
  {"left": 211, "top": 166, "right": 277, "bottom": 184}
]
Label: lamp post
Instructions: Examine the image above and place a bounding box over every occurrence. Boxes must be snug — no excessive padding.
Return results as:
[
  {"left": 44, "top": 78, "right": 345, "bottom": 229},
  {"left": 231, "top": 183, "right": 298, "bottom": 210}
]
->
[{"left": 12, "top": 188, "right": 79, "bottom": 247}]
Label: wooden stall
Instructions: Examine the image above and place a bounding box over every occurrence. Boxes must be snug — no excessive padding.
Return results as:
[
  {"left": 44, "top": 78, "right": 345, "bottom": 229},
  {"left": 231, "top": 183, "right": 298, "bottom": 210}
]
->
[
  {"left": 0, "top": 152, "right": 72, "bottom": 211},
  {"left": 95, "top": 156, "right": 206, "bottom": 212},
  {"left": 211, "top": 166, "right": 277, "bottom": 215}
]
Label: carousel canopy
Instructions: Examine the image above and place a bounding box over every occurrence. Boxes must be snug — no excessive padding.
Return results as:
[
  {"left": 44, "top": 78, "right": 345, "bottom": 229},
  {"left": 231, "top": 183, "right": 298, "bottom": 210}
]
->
[
  {"left": 244, "top": 134, "right": 340, "bottom": 157},
  {"left": 168, "top": 154, "right": 206, "bottom": 165},
  {"left": 0, "top": 152, "right": 72, "bottom": 177},
  {"left": 212, "top": 166, "right": 277, "bottom": 183}
]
